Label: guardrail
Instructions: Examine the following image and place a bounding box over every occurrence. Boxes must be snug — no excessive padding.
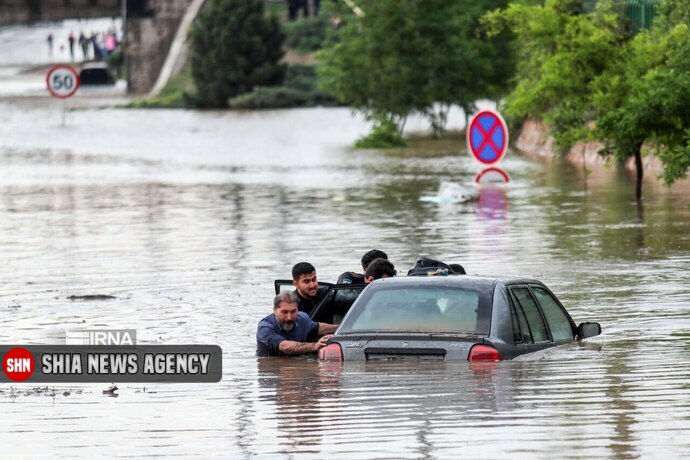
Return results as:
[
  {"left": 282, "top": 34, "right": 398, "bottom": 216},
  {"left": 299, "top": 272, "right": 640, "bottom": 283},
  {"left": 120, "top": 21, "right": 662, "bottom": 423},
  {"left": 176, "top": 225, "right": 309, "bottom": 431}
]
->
[{"left": 583, "top": 0, "right": 662, "bottom": 31}]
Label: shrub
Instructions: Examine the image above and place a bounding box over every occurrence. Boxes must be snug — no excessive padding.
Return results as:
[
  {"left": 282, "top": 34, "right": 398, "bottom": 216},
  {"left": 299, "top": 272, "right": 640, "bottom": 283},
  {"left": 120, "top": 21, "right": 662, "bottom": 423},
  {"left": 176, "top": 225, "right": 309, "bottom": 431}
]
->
[
  {"left": 285, "top": 16, "right": 329, "bottom": 53},
  {"left": 227, "top": 64, "right": 338, "bottom": 109},
  {"left": 355, "top": 118, "right": 407, "bottom": 149},
  {"left": 189, "top": 0, "right": 286, "bottom": 108}
]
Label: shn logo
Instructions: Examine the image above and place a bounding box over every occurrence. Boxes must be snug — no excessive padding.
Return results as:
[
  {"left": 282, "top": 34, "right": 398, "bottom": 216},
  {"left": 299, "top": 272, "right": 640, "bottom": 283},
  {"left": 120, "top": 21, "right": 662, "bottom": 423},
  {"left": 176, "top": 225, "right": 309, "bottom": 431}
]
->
[{"left": 65, "top": 330, "right": 136, "bottom": 346}]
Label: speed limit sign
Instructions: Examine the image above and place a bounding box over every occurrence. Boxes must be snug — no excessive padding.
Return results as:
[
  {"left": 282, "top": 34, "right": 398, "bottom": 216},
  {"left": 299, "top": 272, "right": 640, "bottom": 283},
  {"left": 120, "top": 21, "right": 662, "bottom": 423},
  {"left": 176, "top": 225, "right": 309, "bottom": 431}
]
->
[{"left": 46, "top": 65, "right": 80, "bottom": 98}]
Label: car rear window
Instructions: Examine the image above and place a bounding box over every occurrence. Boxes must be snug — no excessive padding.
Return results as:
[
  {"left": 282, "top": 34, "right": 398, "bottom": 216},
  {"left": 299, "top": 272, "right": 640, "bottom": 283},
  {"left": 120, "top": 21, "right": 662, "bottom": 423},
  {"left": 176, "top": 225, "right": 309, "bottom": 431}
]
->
[{"left": 339, "top": 286, "right": 491, "bottom": 335}]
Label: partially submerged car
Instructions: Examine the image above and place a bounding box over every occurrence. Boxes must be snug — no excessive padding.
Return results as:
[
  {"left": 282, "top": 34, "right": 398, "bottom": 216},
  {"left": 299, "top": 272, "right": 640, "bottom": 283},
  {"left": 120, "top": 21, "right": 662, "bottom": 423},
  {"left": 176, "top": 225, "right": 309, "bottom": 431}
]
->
[
  {"left": 313, "top": 276, "right": 601, "bottom": 362},
  {"left": 79, "top": 62, "right": 116, "bottom": 85}
]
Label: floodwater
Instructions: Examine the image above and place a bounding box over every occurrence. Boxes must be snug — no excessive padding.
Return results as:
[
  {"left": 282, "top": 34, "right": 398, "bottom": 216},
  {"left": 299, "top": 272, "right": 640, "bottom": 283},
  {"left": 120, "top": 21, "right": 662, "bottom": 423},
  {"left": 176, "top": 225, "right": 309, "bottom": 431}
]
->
[{"left": 0, "top": 100, "right": 689, "bottom": 459}]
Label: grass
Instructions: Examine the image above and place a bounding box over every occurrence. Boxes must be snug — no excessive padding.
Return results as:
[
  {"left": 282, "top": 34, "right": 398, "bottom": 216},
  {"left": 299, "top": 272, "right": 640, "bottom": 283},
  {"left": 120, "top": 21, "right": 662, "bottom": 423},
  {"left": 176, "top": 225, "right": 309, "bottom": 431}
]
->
[{"left": 126, "top": 68, "right": 193, "bottom": 109}]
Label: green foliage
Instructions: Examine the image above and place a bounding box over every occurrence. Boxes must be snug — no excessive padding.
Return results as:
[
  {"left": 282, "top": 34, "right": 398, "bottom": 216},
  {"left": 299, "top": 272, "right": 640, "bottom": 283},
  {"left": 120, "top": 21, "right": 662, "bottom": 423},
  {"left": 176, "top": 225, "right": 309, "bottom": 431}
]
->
[
  {"left": 229, "top": 87, "right": 313, "bottom": 109},
  {"left": 228, "top": 64, "right": 338, "bottom": 109},
  {"left": 285, "top": 16, "right": 329, "bottom": 53},
  {"left": 106, "top": 50, "right": 124, "bottom": 78},
  {"left": 657, "top": 0, "right": 690, "bottom": 29},
  {"left": 484, "top": 0, "right": 628, "bottom": 149},
  {"left": 318, "top": 0, "right": 514, "bottom": 137},
  {"left": 355, "top": 118, "right": 407, "bottom": 149},
  {"left": 593, "top": 22, "right": 690, "bottom": 185},
  {"left": 189, "top": 0, "right": 286, "bottom": 108},
  {"left": 128, "top": 69, "right": 195, "bottom": 109},
  {"left": 485, "top": 0, "right": 689, "bottom": 192},
  {"left": 284, "top": 64, "right": 319, "bottom": 92}
]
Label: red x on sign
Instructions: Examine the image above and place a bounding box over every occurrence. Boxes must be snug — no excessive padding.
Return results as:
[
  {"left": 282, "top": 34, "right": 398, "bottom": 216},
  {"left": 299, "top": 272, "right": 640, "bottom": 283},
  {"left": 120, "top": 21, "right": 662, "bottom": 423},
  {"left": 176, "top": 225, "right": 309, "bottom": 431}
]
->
[{"left": 467, "top": 110, "right": 509, "bottom": 166}]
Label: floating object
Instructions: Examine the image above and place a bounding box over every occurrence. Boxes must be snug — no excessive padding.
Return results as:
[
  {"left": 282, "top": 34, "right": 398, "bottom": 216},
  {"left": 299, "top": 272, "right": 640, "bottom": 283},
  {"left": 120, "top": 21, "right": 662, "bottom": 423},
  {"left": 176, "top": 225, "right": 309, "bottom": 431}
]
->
[
  {"left": 419, "top": 181, "right": 479, "bottom": 204},
  {"left": 67, "top": 295, "right": 117, "bottom": 301},
  {"left": 102, "top": 385, "right": 118, "bottom": 395}
]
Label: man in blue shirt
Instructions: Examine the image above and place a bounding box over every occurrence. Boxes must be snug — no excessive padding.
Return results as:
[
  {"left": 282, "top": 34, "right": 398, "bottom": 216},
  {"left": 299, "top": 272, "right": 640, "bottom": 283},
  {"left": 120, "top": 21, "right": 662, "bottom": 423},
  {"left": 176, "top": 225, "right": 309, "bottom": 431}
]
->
[{"left": 257, "top": 291, "right": 338, "bottom": 357}]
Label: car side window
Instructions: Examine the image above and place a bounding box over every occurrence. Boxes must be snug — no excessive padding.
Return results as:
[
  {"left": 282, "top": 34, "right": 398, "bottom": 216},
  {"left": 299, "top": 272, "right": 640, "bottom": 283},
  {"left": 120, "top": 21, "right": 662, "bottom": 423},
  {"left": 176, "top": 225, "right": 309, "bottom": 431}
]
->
[
  {"left": 511, "top": 287, "right": 549, "bottom": 343},
  {"left": 531, "top": 287, "right": 574, "bottom": 341},
  {"left": 508, "top": 294, "right": 533, "bottom": 344}
]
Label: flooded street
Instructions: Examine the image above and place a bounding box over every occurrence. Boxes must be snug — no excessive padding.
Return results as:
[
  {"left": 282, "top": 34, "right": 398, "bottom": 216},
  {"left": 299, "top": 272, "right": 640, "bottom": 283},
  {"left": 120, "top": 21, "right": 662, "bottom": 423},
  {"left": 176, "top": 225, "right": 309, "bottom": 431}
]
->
[{"left": 0, "top": 101, "right": 689, "bottom": 458}]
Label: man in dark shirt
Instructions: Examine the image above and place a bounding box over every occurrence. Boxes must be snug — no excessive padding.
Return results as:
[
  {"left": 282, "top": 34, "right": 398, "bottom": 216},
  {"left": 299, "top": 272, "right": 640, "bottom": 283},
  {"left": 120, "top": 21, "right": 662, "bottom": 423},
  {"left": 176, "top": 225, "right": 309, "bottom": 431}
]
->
[
  {"left": 336, "top": 249, "right": 388, "bottom": 284},
  {"left": 257, "top": 291, "right": 338, "bottom": 357},
  {"left": 363, "top": 258, "right": 396, "bottom": 283},
  {"left": 292, "top": 262, "right": 328, "bottom": 314}
]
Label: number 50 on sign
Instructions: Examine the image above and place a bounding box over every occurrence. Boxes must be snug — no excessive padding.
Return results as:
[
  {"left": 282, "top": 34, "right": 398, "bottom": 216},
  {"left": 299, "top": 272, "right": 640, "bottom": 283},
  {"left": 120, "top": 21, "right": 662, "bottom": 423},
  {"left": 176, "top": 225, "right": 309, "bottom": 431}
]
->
[{"left": 46, "top": 65, "right": 80, "bottom": 99}]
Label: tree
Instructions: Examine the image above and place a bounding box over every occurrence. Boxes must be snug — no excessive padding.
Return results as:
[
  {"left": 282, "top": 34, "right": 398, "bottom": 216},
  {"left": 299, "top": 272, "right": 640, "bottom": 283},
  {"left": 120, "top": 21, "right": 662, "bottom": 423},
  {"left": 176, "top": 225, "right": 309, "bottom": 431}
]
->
[
  {"left": 317, "top": 0, "right": 514, "bottom": 142},
  {"left": 484, "top": 0, "right": 628, "bottom": 149},
  {"left": 593, "top": 22, "right": 690, "bottom": 195},
  {"left": 485, "top": 0, "right": 690, "bottom": 200},
  {"left": 189, "top": 0, "right": 285, "bottom": 108}
]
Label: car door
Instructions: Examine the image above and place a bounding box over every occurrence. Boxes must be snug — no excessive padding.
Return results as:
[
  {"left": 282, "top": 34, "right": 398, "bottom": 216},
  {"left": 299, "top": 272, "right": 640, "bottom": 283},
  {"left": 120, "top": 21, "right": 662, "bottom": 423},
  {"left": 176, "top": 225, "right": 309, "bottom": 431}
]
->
[
  {"left": 310, "top": 284, "right": 367, "bottom": 324},
  {"left": 528, "top": 284, "right": 576, "bottom": 342},
  {"left": 273, "top": 280, "right": 364, "bottom": 323},
  {"left": 507, "top": 285, "right": 552, "bottom": 356},
  {"left": 273, "top": 280, "right": 334, "bottom": 295}
]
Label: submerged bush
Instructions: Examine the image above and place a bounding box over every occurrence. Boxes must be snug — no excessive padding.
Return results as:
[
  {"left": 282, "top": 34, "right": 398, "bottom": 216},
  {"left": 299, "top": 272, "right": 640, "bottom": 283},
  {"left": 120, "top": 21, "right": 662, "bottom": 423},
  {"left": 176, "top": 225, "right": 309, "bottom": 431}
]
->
[
  {"left": 228, "top": 64, "right": 338, "bottom": 109},
  {"left": 355, "top": 119, "right": 407, "bottom": 149}
]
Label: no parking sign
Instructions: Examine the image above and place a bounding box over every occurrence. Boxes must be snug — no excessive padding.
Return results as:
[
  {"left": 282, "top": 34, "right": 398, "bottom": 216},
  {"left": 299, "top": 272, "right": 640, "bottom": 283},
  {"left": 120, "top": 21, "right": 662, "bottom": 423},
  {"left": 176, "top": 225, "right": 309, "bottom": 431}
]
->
[{"left": 467, "top": 109, "right": 509, "bottom": 166}]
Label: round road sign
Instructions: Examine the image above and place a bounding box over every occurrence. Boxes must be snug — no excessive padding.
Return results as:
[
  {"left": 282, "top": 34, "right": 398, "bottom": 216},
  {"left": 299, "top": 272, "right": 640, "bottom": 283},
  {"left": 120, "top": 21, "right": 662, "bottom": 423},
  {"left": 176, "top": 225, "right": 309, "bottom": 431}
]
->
[
  {"left": 475, "top": 167, "right": 511, "bottom": 185},
  {"left": 467, "top": 109, "right": 509, "bottom": 166},
  {"left": 46, "top": 65, "right": 80, "bottom": 99}
]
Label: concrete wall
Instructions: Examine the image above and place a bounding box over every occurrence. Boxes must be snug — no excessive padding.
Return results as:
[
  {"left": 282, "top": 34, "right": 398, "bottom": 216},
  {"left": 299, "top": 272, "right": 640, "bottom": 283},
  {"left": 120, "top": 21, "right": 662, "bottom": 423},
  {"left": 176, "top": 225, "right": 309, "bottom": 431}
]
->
[
  {"left": 516, "top": 119, "right": 668, "bottom": 174},
  {"left": 125, "top": 0, "right": 193, "bottom": 93},
  {"left": 0, "top": 0, "right": 121, "bottom": 24}
]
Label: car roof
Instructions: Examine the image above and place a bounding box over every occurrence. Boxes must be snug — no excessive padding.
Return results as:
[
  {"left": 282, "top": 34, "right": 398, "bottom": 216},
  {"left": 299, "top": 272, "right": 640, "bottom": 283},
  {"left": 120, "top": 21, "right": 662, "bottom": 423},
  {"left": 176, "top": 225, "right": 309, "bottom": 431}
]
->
[
  {"left": 366, "top": 275, "right": 544, "bottom": 289},
  {"left": 81, "top": 62, "right": 110, "bottom": 70}
]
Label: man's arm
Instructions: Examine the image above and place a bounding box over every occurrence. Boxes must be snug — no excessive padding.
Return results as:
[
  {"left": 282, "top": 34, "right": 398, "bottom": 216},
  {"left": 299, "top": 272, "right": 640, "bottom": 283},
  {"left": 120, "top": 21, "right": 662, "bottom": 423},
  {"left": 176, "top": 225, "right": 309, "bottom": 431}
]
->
[
  {"left": 318, "top": 322, "right": 338, "bottom": 335},
  {"left": 278, "top": 335, "right": 330, "bottom": 355}
]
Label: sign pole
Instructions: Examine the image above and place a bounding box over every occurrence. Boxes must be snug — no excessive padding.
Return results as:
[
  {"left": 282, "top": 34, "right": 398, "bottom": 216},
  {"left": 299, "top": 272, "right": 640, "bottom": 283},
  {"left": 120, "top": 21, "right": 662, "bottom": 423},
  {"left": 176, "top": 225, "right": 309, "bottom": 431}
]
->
[{"left": 46, "top": 65, "right": 80, "bottom": 126}]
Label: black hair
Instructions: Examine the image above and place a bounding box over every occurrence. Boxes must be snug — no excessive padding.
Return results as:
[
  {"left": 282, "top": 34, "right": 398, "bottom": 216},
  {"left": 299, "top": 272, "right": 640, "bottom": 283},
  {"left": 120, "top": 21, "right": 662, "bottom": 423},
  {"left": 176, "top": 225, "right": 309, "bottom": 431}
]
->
[
  {"left": 448, "top": 263, "right": 466, "bottom": 275},
  {"left": 365, "top": 258, "right": 396, "bottom": 280},
  {"left": 291, "top": 262, "right": 316, "bottom": 280},
  {"left": 361, "top": 249, "right": 388, "bottom": 270}
]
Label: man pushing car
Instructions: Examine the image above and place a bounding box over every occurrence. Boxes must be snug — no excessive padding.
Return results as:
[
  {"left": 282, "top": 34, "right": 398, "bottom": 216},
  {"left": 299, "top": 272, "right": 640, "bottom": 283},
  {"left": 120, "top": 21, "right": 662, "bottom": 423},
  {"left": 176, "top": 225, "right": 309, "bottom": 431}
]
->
[{"left": 256, "top": 291, "right": 338, "bottom": 357}]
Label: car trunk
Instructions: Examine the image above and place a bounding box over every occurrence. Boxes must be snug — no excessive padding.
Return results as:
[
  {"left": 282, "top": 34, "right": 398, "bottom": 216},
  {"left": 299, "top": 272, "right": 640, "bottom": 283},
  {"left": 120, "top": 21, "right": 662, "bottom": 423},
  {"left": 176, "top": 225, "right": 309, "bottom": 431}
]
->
[{"left": 334, "top": 334, "right": 485, "bottom": 361}]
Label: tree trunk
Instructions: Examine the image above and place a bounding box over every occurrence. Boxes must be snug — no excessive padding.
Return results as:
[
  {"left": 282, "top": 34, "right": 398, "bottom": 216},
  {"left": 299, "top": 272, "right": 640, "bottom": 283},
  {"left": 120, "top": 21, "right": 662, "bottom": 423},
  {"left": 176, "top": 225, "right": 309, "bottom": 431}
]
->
[{"left": 634, "top": 142, "right": 643, "bottom": 202}]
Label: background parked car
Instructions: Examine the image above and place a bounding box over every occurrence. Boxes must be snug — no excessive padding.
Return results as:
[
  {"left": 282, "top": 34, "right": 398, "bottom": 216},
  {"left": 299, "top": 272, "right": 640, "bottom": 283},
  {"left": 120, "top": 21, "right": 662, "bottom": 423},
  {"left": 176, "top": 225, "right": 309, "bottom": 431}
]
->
[{"left": 79, "top": 62, "right": 116, "bottom": 85}]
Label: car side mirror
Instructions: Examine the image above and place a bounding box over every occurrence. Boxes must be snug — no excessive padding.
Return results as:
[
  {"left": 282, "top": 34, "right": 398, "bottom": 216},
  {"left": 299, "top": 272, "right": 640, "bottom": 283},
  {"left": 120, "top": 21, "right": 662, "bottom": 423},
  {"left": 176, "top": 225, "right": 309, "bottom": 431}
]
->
[{"left": 577, "top": 322, "right": 601, "bottom": 339}]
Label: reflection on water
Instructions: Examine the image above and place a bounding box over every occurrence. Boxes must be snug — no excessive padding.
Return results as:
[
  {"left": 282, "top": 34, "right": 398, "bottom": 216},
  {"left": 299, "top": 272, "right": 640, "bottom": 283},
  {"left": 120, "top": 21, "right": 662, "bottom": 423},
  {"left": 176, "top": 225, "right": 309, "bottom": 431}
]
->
[{"left": 0, "top": 105, "right": 689, "bottom": 457}]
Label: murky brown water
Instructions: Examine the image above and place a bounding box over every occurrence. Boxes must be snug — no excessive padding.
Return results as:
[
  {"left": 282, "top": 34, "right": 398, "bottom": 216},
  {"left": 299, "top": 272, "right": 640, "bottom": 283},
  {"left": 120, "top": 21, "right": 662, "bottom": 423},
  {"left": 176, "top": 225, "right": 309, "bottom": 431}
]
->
[{"left": 0, "top": 102, "right": 689, "bottom": 458}]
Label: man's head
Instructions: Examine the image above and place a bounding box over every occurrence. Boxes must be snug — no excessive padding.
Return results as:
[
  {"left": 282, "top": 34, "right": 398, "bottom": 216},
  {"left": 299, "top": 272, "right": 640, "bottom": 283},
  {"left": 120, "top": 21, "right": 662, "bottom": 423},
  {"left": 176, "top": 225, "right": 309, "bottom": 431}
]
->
[
  {"left": 273, "top": 291, "right": 299, "bottom": 331},
  {"left": 292, "top": 262, "right": 318, "bottom": 299},
  {"left": 365, "top": 258, "right": 397, "bottom": 283},
  {"left": 361, "top": 249, "right": 388, "bottom": 271}
]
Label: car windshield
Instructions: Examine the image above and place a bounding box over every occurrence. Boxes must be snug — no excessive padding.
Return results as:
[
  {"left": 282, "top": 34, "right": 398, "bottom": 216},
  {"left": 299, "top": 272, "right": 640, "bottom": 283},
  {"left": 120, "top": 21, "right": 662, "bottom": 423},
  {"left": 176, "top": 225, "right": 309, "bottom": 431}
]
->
[{"left": 339, "top": 286, "right": 491, "bottom": 335}]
